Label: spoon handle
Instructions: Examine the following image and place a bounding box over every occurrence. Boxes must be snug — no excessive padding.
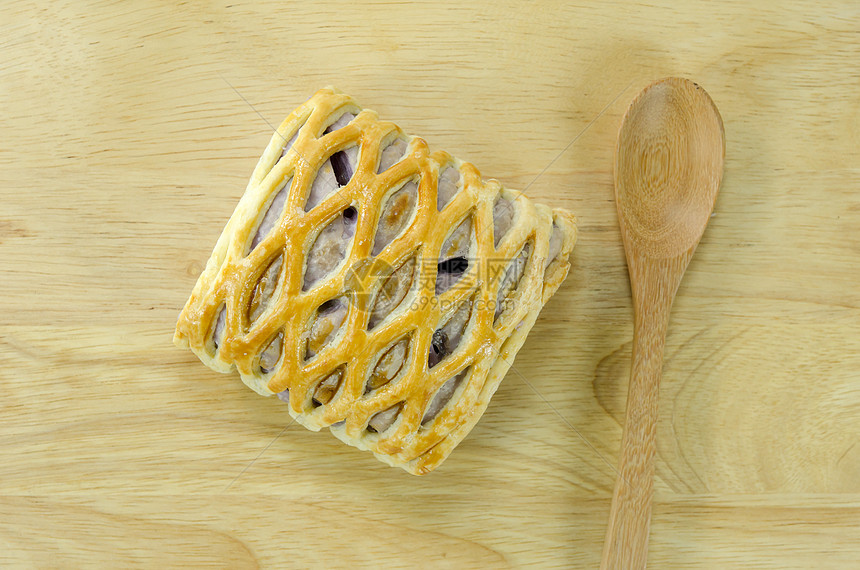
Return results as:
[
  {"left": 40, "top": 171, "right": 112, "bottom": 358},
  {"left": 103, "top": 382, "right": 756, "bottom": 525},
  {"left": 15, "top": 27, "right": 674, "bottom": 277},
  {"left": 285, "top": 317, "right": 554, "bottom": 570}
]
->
[{"left": 600, "top": 256, "right": 680, "bottom": 570}]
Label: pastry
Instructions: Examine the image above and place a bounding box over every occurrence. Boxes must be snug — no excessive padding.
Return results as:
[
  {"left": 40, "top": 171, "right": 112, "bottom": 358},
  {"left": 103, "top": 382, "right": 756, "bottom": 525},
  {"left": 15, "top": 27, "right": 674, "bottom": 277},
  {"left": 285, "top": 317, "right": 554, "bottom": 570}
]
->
[{"left": 174, "top": 87, "right": 577, "bottom": 474}]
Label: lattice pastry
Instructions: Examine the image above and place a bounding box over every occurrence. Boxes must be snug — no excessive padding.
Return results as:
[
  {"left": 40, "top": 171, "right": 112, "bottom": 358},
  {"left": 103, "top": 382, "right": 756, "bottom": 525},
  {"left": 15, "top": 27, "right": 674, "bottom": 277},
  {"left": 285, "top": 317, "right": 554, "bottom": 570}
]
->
[{"left": 174, "top": 87, "right": 577, "bottom": 474}]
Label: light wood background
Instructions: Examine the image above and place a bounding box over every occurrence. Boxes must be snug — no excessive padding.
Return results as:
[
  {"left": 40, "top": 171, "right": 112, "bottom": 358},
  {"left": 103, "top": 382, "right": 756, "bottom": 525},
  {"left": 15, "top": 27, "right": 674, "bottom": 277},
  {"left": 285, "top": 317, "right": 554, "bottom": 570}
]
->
[{"left": 2, "top": 1, "right": 858, "bottom": 568}]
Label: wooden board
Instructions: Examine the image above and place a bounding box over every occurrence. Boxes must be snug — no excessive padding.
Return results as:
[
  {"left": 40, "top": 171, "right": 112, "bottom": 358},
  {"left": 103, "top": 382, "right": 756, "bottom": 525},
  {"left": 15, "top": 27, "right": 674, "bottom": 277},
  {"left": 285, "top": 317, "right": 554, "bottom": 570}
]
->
[{"left": 2, "top": 1, "right": 858, "bottom": 567}]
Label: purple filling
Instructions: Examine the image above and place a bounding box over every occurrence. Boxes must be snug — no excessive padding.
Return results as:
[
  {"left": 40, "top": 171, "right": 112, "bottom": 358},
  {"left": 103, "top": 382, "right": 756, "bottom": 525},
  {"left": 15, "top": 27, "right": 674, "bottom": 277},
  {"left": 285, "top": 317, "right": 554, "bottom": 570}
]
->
[
  {"left": 492, "top": 195, "right": 515, "bottom": 248},
  {"left": 304, "top": 297, "right": 349, "bottom": 359},
  {"left": 368, "top": 256, "right": 416, "bottom": 329},
  {"left": 367, "top": 403, "right": 403, "bottom": 433},
  {"left": 248, "top": 255, "right": 283, "bottom": 324},
  {"left": 494, "top": 242, "right": 531, "bottom": 322},
  {"left": 365, "top": 337, "right": 409, "bottom": 393},
  {"left": 304, "top": 113, "right": 358, "bottom": 212},
  {"left": 428, "top": 298, "right": 472, "bottom": 368},
  {"left": 312, "top": 368, "right": 344, "bottom": 407},
  {"left": 435, "top": 216, "right": 472, "bottom": 295},
  {"left": 544, "top": 223, "right": 563, "bottom": 271},
  {"left": 259, "top": 333, "right": 282, "bottom": 374},
  {"left": 250, "top": 179, "right": 291, "bottom": 251},
  {"left": 329, "top": 148, "right": 353, "bottom": 187},
  {"left": 377, "top": 138, "right": 408, "bottom": 173},
  {"left": 421, "top": 368, "right": 469, "bottom": 426},
  {"left": 303, "top": 209, "right": 358, "bottom": 290},
  {"left": 371, "top": 181, "right": 419, "bottom": 256},
  {"left": 212, "top": 305, "right": 226, "bottom": 349}
]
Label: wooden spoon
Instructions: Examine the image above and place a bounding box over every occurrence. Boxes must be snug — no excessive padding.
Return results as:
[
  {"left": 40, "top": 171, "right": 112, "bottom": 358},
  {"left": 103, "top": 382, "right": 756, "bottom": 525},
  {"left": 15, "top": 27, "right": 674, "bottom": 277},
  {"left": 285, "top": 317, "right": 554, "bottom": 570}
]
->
[{"left": 600, "top": 77, "right": 725, "bottom": 569}]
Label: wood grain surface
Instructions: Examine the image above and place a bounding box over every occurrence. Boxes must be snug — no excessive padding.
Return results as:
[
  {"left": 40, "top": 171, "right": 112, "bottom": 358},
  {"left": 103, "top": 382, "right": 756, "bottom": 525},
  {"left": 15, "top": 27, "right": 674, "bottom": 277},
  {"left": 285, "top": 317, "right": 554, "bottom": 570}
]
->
[{"left": 2, "top": 1, "right": 858, "bottom": 568}]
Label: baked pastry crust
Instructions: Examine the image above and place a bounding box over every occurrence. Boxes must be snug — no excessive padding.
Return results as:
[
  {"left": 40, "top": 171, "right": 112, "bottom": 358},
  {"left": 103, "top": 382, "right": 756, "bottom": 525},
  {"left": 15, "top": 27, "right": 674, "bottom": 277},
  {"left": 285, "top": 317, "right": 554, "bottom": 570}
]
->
[{"left": 175, "top": 87, "right": 576, "bottom": 474}]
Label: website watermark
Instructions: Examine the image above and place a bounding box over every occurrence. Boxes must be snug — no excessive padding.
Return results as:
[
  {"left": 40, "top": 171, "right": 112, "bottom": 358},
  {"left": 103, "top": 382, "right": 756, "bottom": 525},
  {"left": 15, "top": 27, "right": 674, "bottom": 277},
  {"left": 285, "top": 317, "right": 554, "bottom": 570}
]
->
[{"left": 344, "top": 255, "right": 523, "bottom": 315}]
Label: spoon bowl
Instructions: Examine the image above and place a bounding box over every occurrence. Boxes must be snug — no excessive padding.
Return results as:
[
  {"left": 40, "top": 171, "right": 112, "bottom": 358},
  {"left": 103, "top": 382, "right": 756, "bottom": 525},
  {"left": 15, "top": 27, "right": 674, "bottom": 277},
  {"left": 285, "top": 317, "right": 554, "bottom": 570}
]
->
[{"left": 615, "top": 78, "right": 724, "bottom": 258}]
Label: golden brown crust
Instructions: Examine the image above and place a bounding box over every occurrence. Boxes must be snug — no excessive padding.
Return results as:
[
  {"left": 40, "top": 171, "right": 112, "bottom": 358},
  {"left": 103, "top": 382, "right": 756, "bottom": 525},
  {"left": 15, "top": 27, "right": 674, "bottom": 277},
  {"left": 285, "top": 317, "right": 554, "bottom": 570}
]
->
[{"left": 174, "top": 87, "right": 577, "bottom": 474}]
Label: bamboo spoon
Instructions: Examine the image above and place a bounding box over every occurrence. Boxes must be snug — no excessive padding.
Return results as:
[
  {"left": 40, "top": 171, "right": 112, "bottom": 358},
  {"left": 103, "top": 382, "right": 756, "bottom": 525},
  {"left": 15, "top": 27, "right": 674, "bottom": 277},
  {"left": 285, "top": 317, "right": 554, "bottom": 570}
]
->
[{"left": 600, "top": 77, "right": 725, "bottom": 569}]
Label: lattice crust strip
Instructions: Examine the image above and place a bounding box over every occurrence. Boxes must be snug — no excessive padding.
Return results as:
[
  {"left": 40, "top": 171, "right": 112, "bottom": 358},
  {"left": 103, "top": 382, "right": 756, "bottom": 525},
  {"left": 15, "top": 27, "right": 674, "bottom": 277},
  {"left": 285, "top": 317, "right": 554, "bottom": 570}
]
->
[{"left": 174, "top": 87, "right": 577, "bottom": 475}]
